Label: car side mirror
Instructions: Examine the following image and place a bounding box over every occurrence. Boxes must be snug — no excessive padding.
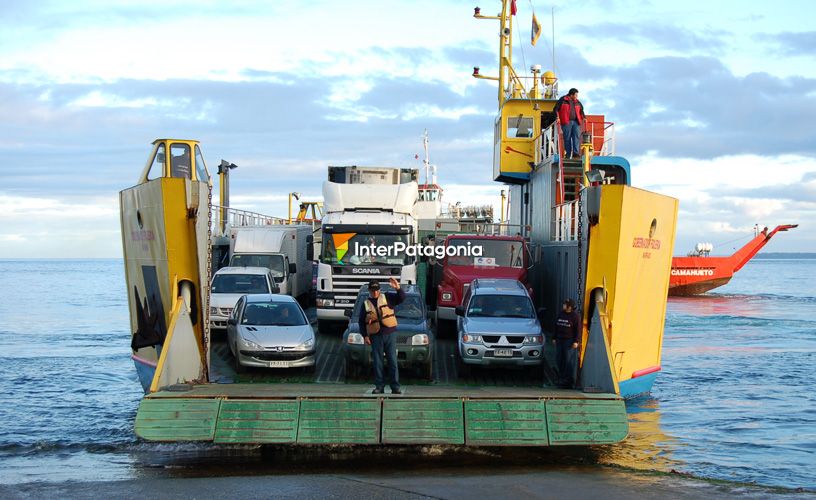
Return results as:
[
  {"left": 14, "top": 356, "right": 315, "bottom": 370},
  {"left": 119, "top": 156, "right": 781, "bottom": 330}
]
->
[
  {"left": 227, "top": 318, "right": 237, "bottom": 326},
  {"left": 455, "top": 306, "right": 465, "bottom": 316},
  {"left": 343, "top": 309, "right": 353, "bottom": 318},
  {"left": 289, "top": 263, "right": 297, "bottom": 275}
]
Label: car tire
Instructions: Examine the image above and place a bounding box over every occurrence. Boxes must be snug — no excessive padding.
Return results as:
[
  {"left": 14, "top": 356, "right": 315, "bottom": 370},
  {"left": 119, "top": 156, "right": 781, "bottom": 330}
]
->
[
  {"left": 344, "top": 359, "right": 357, "bottom": 381},
  {"left": 422, "top": 353, "right": 433, "bottom": 382},
  {"left": 317, "top": 319, "right": 338, "bottom": 335},
  {"left": 233, "top": 351, "right": 246, "bottom": 374},
  {"left": 457, "top": 357, "right": 471, "bottom": 378}
]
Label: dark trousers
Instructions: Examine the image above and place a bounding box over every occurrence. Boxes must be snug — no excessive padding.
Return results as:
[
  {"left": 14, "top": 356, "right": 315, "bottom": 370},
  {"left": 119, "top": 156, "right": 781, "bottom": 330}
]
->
[
  {"left": 371, "top": 333, "right": 399, "bottom": 391},
  {"left": 556, "top": 340, "right": 577, "bottom": 387},
  {"left": 561, "top": 121, "right": 581, "bottom": 157}
]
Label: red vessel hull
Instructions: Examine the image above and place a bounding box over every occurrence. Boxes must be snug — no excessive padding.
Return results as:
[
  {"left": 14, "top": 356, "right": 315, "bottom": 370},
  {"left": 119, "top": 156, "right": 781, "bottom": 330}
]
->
[{"left": 669, "top": 225, "right": 797, "bottom": 296}]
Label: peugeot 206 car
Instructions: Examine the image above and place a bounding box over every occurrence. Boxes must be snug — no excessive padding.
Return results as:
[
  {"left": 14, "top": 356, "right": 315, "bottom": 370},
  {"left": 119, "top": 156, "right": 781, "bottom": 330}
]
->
[
  {"left": 227, "top": 293, "right": 315, "bottom": 372},
  {"left": 343, "top": 284, "right": 434, "bottom": 380}
]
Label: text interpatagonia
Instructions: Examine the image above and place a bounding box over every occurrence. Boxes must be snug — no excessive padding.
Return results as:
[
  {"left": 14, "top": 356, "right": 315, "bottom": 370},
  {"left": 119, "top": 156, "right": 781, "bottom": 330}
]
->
[{"left": 353, "top": 241, "right": 483, "bottom": 259}]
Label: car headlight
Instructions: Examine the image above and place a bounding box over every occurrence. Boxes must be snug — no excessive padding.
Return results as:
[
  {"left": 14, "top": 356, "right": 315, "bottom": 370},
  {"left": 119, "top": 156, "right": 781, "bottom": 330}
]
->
[
  {"left": 347, "top": 333, "right": 364, "bottom": 345},
  {"left": 210, "top": 307, "right": 218, "bottom": 315},
  {"left": 298, "top": 338, "right": 315, "bottom": 350},
  {"left": 411, "top": 334, "right": 430, "bottom": 345},
  {"left": 462, "top": 334, "right": 482, "bottom": 344},
  {"left": 241, "top": 338, "right": 262, "bottom": 350},
  {"left": 524, "top": 335, "right": 543, "bottom": 344},
  {"left": 441, "top": 292, "right": 453, "bottom": 302},
  {"left": 317, "top": 298, "right": 335, "bottom": 307}
]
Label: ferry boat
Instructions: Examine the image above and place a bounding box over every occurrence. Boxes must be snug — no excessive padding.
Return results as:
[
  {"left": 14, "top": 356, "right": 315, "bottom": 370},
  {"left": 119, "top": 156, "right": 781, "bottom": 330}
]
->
[
  {"left": 119, "top": 0, "right": 678, "bottom": 447},
  {"left": 669, "top": 224, "right": 797, "bottom": 296}
]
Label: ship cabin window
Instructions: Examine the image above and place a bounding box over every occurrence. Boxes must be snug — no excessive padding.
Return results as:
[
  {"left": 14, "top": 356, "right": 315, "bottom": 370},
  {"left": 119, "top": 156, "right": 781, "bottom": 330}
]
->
[
  {"left": 194, "top": 145, "right": 209, "bottom": 182},
  {"left": 169, "top": 144, "right": 192, "bottom": 179},
  {"left": 147, "top": 144, "right": 165, "bottom": 180},
  {"left": 507, "top": 115, "right": 533, "bottom": 138}
]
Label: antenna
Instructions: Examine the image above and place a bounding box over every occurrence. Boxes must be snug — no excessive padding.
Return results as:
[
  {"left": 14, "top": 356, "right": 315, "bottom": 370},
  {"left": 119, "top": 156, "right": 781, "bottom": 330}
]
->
[
  {"left": 423, "top": 129, "right": 430, "bottom": 185},
  {"left": 551, "top": 7, "right": 555, "bottom": 72}
]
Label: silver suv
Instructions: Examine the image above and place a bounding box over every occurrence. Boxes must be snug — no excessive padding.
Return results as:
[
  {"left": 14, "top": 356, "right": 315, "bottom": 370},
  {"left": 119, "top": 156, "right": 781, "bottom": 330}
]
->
[{"left": 456, "top": 278, "right": 544, "bottom": 368}]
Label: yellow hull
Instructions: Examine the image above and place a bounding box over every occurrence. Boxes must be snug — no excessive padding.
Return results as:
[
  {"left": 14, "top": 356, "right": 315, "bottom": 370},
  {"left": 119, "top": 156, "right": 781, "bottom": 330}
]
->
[{"left": 583, "top": 185, "right": 678, "bottom": 394}]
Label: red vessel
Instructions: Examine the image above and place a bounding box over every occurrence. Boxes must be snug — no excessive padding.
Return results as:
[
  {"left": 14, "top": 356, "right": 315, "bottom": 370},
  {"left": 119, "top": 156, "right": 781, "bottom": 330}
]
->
[{"left": 669, "top": 224, "right": 798, "bottom": 296}]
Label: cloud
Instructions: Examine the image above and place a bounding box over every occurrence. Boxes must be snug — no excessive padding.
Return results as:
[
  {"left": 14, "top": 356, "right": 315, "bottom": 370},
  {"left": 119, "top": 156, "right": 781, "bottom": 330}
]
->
[
  {"left": 757, "top": 31, "right": 816, "bottom": 56},
  {"left": 569, "top": 22, "right": 728, "bottom": 52}
]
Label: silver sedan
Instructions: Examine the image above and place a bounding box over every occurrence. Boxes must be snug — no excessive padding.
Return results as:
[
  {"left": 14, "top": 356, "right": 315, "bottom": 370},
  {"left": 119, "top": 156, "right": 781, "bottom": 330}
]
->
[{"left": 227, "top": 294, "right": 315, "bottom": 372}]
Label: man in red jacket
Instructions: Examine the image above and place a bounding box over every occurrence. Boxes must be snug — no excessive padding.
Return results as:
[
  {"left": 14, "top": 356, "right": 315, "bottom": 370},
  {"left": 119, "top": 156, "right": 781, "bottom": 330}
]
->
[{"left": 556, "top": 88, "right": 585, "bottom": 159}]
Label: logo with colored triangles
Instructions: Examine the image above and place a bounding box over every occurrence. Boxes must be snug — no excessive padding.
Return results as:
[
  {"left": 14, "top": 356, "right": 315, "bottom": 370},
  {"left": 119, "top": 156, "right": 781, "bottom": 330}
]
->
[{"left": 331, "top": 233, "right": 356, "bottom": 264}]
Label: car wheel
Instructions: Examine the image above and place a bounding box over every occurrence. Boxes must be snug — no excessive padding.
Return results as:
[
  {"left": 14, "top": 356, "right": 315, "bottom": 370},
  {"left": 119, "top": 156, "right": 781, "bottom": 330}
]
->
[
  {"left": 233, "top": 348, "right": 246, "bottom": 374},
  {"left": 422, "top": 354, "right": 433, "bottom": 382},
  {"left": 457, "top": 356, "right": 471, "bottom": 378},
  {"left": 344, "top": 359, "right": 357, "bottom": 381}
]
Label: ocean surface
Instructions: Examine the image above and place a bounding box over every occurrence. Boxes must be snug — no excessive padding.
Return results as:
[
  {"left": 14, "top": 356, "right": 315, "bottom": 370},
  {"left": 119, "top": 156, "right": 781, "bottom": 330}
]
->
[{"left": 0, "top": 258, "right": 814, "bottom": 490}]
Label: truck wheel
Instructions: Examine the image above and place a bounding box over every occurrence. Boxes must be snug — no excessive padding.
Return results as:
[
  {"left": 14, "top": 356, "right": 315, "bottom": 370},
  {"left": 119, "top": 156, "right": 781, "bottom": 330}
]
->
[{"left": 317, "top": 320, "right": 335, "bottom": 335}]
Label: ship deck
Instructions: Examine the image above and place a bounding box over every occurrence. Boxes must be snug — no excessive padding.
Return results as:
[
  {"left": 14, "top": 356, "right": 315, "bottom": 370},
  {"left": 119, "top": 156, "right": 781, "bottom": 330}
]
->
[{"left": 136, "top": 319, "right": 628, "bottom": 447}]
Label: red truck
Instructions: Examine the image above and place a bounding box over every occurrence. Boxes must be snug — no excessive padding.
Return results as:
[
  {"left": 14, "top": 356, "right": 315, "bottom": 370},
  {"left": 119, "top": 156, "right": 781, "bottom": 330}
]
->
[{"left": 435, "top": 234, "right": 533, "bottom": 325}]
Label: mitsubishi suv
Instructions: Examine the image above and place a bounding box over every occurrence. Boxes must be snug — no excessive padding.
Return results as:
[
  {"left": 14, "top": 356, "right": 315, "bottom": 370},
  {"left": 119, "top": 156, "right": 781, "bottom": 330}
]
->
[{"left": 455, "top": 278, "right": 544, "bottom": 370}]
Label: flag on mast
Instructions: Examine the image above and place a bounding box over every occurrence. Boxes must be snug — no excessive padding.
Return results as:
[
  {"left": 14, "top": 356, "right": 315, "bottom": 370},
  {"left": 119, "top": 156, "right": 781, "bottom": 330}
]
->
[
  {"left": 510, "top": 0, "right": 517, "bottom": 16},
  {"left": 531, "top": 13, "right": 542, "bottom": 46}
]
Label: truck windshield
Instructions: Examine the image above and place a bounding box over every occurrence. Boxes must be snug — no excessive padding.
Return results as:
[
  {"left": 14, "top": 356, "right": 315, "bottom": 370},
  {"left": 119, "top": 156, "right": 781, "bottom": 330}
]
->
[
  {"left": 241, "top": 302, "right": 307, "bottom": 327},
  {"left": 211, "top": 274, "right": 269, "bottom": 294},
  {"left": 322, "top": 233, "right": 409, "bottom": 265},
  {"left": 467, "top": 294, "right": 534, "bottom": 318},
  {"left": 446, "top": 239, "right": 524, "bottom": 268},
  {"left": 230, "top": 254, "right": 285, "bottom": 277}
]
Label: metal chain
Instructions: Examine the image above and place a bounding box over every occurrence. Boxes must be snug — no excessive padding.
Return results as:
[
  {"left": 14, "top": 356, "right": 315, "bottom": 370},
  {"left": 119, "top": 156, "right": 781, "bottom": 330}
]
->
[
  {"left": 203, "top": 186, "right": 213, "bottom": 378},
  {"left": 576, "top": 191, "right": 584, "bottom": 311}
]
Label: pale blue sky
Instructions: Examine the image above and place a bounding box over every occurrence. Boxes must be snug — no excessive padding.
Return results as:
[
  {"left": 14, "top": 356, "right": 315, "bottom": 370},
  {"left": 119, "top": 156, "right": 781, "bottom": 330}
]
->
[{"left": 0, "top": 0, "right": 814, "bottom": 257}]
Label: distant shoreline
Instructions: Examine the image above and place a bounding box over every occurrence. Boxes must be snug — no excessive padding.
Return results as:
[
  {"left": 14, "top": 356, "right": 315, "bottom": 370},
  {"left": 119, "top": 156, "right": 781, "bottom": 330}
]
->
[{"left": 753, "top": 252, "right": 816, "bottom": 259}]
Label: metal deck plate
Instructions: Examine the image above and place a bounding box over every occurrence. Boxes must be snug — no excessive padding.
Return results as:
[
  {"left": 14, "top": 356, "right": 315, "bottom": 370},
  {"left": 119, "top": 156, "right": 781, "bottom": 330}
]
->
[
  {"left": 214, "top": 400, "right": 300, "bottom": 444},
  {"left": 297, "top": 399, "right": 381, "bottom": 444},
  {"left": 546, "top": 399, "right": 628, "bottom": 445},
  {"left": 382, "top": 399, "right": 464, "bottom": 444},
  {"left": 135, "top": 398, "right": 221, "bottom": 441},
  {"left": 465, "top": 400, "right": 549, "bottom": 446}
]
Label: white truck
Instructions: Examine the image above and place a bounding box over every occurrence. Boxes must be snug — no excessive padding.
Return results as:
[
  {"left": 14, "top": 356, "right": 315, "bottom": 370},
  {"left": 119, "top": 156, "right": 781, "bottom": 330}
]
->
[
  {"left": 229, "top": 225, "right": 314, "bottom": 300},
  {"left": 316, "top": 166, "right": 419, "bottom": 331}
]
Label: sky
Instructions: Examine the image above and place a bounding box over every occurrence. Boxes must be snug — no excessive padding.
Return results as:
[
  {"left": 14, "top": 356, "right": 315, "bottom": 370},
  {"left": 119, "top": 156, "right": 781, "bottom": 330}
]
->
[{"left": 0, "top": 0, "right": 814, "bottom": 258}]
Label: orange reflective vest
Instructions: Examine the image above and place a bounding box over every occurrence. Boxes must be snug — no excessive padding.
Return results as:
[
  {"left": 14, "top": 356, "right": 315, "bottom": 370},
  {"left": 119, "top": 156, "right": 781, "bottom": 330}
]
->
[{"left": 363, "top": 294, "right": 398, "bottom": 335}]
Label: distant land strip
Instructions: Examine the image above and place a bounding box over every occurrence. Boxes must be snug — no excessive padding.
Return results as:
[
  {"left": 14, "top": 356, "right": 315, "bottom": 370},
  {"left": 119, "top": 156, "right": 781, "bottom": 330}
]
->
[{"left": 755, "top": 252, "right": 816, "bottom": 259}]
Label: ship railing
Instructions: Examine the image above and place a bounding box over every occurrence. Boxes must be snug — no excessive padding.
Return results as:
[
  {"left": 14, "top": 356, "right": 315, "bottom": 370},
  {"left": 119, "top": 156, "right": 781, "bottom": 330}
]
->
[
  {"left": 432, "top": 222, "right": 529, "bottom": 239},
  {"left": 211, "top": 205, "right": 288, "bottom": 236},
  {"left": 585, "top": 120, "right": 616, "bottom": 156},
  {"left": 552, "top": 200, "right": 579, "bottom": 241}
]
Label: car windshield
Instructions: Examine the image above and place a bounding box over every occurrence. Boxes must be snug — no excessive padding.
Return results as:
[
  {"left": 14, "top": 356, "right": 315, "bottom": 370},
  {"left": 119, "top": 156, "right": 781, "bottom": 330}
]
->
[
  {"left": 446, "top": 239, "right": 524, "bottom": 268},
  {"left": 211, "top": 274, "right": 269, "bottom": 294},
  {"left": 467, "top": 294, "right": 534, "bottom": 318},
  {"left": 322, "top": 232, "right": 410, "bottom": 265},
  {"left": 241, "top": 302, "right": 306, "bottom": 326},
  {"left": 230, "top": 254, "right": 285, "bottom": 277},
  {"left": 396, "top": 296, "right": 424, "bottom": 319}
]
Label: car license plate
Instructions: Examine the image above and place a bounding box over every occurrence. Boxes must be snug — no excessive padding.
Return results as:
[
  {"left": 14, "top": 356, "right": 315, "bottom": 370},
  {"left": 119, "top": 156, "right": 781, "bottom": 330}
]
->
[
  {"left": 495, "top": 348, "right": 513, "bottom": 357},
  {"left": 268, "top": 361, "right": 291, "bottom": 368}
]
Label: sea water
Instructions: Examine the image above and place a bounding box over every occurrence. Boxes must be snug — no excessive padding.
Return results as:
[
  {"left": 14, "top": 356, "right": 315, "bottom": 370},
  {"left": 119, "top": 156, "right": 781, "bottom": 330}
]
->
[{"left": 0, "top": 258, "right": 813, "bottom": 489}]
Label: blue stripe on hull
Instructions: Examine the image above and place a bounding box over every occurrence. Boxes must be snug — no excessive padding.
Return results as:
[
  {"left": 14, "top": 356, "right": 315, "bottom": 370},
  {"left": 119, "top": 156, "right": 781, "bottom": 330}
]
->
[
  {"left": 133, "top": 360, "right": 155, "bottom": 394},
  {"left": 618, "top": 372, "right": 658, "bottom": 399}
]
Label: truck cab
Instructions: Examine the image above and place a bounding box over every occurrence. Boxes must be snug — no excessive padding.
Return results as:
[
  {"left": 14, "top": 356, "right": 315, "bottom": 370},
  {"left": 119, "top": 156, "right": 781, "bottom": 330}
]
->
[{"left": 436, "top": 234, "right": 532, "bottom": 324}]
